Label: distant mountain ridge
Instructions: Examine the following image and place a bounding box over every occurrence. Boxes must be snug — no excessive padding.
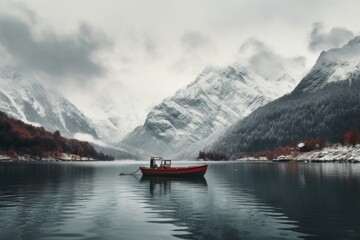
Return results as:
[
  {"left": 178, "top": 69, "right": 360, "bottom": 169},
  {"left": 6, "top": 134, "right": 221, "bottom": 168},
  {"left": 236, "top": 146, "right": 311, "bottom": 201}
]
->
[
  {"left": 212, "top": 36, "right": 360, "bottom": 156},
  {"left": 0, "top": 66, "right": 149, "bottom": 159},
  {"left": 82, "top": 93, "right": 144, "bottom": 144},
  {"left": 0, "top": 66, "right": 97, "bottom": 138},
  {"left": 122, "top": 63, "right": 300, "bottom": 157}
]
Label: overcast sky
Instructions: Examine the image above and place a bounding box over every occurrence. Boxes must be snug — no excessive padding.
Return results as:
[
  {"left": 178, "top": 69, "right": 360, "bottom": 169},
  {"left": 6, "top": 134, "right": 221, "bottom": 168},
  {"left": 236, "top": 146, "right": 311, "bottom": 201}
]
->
[{"left": 0, "top": 0, "right": 359, "bottom": 119}]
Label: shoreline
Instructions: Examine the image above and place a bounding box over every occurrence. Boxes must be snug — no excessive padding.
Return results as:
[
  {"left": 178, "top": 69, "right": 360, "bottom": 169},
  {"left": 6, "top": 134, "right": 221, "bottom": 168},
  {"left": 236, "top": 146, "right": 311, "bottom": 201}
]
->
[
  {"left": 0, "top": 159, "right": 117, "bottom": 165},
  {"left": 0, "top": 152, "right": 112, "bottom": 163},
  {"left": 2, "top": 143, "right": 360, "bottom": 164}
]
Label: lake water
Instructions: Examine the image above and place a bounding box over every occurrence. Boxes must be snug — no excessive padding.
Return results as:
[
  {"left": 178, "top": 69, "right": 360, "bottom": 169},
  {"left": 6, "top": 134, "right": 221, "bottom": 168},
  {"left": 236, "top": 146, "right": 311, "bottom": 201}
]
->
[{"left": 1, "top": 161, "right": 360, "bottom": 240}]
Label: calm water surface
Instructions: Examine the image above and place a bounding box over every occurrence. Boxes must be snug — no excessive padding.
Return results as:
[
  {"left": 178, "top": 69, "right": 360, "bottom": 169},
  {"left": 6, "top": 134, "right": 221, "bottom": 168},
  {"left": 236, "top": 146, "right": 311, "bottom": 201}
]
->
[{"left": 1, "top": 161, "right": 360, "bottom": 240}]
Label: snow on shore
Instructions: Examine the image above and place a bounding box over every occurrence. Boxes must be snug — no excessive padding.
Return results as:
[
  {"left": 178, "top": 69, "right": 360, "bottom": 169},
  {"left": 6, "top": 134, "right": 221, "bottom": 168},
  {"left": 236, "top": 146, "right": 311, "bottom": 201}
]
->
[
  {"left": 0, "top": 155, "right": 10, "bottom": 161},
  {"left": 0, "top": 153, "right": 95, "bottom": 162},
  {"left": 296, "top": 144, "right": 360, "bottom": 162}
]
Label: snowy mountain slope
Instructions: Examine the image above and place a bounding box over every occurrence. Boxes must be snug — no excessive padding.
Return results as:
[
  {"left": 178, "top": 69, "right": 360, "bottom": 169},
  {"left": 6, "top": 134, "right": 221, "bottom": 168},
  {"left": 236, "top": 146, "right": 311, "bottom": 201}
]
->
[
  {"left": 78, "top": 93, "right": 143, "bottom": 144},
  {"left": 0, "top": 66, "right": 97, "bottom": 138},
  {"left": 170, "top": 126, "right": 229, "bottom": 160},
  {"left": 212, "top": 36, "right": 360, "bottom": 156},
  {"left": 295, "top": 36, "right": 360, "bottom": 93},
  {"left": 122, "top": 63, "right": 300, "bottom": 157}
]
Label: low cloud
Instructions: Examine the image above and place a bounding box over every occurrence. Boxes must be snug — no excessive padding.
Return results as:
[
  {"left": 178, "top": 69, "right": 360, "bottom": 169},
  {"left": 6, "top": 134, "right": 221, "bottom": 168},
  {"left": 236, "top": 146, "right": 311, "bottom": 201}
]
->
[
  {"left": 172, "top": 31, "right": 216, "bottom": 72},
  {"left": 143, "top": 34, "right": 159, "bottom": 59},
  {"left": 0, "top": 14, "right": 109, "bottom": 81},
  {"left": 239, "top": 38, "right": 306, "bottom": 81},
  {"left": 309, "top": 23, "right": 354, "bottom": 52},
  {"left": 181, "top": 31, "right": 211, "bottom": 52},
  {"left": 8, "top": 1, "right": 37, "bottom": 24}
]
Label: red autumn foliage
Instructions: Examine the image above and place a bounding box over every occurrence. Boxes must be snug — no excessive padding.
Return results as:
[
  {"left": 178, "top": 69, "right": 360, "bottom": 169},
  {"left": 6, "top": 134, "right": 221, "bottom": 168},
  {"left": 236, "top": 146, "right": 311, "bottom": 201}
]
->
[
  {"left": 0, "top": 111, "right": 113, "bottom": 160},
  {"left": 53, "top": 145, "right": 63, "bottom": 157},
  {"left": 250, "top": 146, "right": 297, "bottom": 160},
  {"left": 345, "top": 127, "right": 359, "bottom": 146},
  {"left": 7, "top": 149, "right": 18, "bottom": 159},
  {"left": 245, "top": 127, "right": 360, "bottom": 160},
  {"left": 304, "top": 139, "right": 318, "bottom": 151}
]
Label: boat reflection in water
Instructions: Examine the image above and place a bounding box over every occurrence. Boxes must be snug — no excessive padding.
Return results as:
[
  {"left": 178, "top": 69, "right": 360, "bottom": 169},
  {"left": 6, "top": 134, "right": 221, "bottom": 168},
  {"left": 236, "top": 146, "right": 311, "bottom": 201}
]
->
[
  {"left": 140, "top": 175, "right": 207, "bottom": 196},
  {"left": 138, "top": 175, "right": 209, "bottom": 239}
]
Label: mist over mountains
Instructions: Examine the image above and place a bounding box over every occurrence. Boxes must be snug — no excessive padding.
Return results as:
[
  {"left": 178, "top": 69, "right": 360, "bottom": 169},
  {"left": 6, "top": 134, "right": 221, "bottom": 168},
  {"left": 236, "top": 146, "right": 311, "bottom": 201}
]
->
[
  {"left": 1, "top": 34, "right": 359, "bottom": 160},
  {"left": 0, "top": 62, "right": 154, "bottom": 159},
  {"left": 0, "top": 66, "right": 97, "bottom": 138},
  {"left": 78, "top": 93, "right": 144, "bottom": 145}
]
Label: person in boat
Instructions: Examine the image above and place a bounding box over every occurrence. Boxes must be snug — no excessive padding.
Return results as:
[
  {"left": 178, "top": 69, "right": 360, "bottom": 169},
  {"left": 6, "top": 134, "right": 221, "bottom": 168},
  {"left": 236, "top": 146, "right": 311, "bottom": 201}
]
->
[{"left": 150, "top": 158, "right": 158, "bottom": 168}]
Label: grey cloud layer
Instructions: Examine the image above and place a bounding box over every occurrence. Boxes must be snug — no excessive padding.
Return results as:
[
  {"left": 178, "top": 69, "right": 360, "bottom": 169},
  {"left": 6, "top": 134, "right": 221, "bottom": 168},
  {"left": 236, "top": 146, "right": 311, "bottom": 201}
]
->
[
  {"left": 181, "top": 31, "right": 212, "bottom": 52},
  {"left": 0, "top": 14, "right": 108, "bottom": 79},
  {"left": 309, "top": 23, "right": 354, "bottom": 52},
  {"left": 239, "top": 39, "right": 306, "bottom": 80}
]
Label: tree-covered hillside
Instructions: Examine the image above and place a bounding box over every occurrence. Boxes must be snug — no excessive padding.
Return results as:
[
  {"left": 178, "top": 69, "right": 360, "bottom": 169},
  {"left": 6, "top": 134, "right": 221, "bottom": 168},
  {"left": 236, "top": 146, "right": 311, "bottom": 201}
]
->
[
  {"left": 0, "top": 111, "right": 113, "bottom": 160},
  {"left": 213, "top": 78, "right": 360, "bottom": 156},
  {"left": 212, "top": 36, "right": 360, "bottom": 157}
]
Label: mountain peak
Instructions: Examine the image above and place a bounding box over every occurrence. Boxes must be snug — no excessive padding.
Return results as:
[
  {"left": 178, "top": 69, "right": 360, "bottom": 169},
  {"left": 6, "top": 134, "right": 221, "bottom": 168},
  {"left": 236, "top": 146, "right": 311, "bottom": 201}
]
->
[
  {"left": 122, "top": 62, "right": 300, "bottom": 157},
  {"left": 348, "top": 35, "right": 360, "bottom": 45},
  {"left": 322, "top": 35, "right": 360, "bottom": 61},
  {"left": 201, "top": 65, "right": 217, "bottom": 75},
  {"left": 295, "top": 36, "right": 360, "bottom": 92}
]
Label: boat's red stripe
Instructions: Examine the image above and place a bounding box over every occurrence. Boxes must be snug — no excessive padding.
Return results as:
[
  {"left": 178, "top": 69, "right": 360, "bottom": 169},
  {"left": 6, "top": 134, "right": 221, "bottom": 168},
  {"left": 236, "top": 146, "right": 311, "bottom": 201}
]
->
[{"left": 140, "top": 165, "right": 207, "bottom": 176}]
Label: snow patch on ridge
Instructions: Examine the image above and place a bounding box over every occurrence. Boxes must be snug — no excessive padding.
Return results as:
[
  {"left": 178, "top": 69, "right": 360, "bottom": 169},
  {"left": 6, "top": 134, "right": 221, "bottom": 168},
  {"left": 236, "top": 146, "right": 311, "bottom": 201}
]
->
[
  {"left": 306, "top": 36, "right": 360, "bottom": 89},
  {"left": 73, "top": 133, "right": 108, "bottom": 147}
]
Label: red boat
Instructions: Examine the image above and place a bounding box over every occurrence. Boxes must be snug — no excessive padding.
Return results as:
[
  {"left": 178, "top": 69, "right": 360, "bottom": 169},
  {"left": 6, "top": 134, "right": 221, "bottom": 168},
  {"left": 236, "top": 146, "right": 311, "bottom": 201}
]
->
[{"left": 140, "top": 157, "right": 208, "bottom": 177}]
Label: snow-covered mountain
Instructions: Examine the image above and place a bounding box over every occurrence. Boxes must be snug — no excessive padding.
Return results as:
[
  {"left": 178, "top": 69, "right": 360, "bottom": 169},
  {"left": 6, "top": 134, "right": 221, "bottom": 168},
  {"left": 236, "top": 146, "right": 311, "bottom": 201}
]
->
[
  {"left": 212, "top": 36, "right": 360, "bottom": 156},
  {"left": 295, "top": 36, "right": 360, "bottom": 93},
  {"left": 0, "top": 66, "right": 97, "bottom": 138},
  {"left": 122, "top": 63, "right": 300, "bottom": 157}
]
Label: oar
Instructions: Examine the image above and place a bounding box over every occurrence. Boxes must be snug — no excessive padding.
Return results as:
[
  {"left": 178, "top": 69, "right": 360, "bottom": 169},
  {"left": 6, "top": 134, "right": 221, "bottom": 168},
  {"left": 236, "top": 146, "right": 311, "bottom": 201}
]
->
[{"left": 119, "top": 167, "right": 141, "bottom": 176}]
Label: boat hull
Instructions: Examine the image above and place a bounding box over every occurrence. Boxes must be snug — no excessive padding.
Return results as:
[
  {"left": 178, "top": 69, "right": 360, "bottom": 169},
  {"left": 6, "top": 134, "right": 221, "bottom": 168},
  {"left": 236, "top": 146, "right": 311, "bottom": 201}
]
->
[{"left": 140, "top": 165, "right": 208, "bottom": 177}]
